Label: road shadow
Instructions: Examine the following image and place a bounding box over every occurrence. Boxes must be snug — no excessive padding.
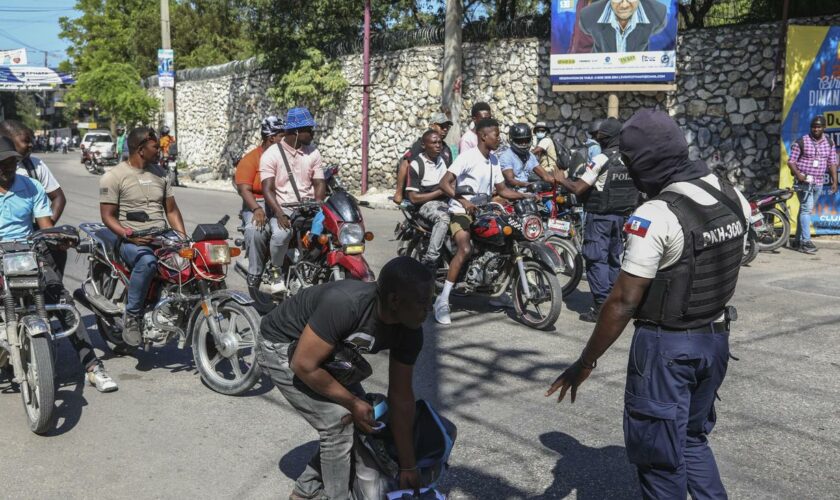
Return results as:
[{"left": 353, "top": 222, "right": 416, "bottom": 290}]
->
[
  {"left": 562, "top": 288, "right": 592, "bottom": 315},
  {"left": 278, "top": 440, "right": 319, "bottom": 480},
  {"left": 46, "top": 371, "right": 89, "bottom": 436},
  {"left": 442, "top": 465, "right": 530, "bottom": 499},
  {"left": 534, "top": 431, "right": 638, "bottom": 499}
]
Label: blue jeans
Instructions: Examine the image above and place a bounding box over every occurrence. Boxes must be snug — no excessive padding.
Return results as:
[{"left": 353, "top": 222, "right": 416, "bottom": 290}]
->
[
  {"left": 795, "top": 182, "right": 822, "bottom": 243},
  {"left": 624, "top": 325, "right": 730, "bottom": 500},
  {"left": 119, "top": 242, "right": 158, "bottom": 316}
]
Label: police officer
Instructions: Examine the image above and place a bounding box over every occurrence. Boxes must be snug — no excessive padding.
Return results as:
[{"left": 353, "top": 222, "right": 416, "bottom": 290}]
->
[
  {"left": 546, "top": 110, "right": 751, "bottom": 500},
  {"left": 555, "top": 117, "right": 639, "bottom": 322}
]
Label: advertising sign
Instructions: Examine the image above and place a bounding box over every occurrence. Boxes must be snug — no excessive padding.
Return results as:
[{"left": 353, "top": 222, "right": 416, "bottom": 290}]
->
[
  {"left": 550, "top": 0, "right": 678, "bottom": 84},
  {"left": 779, "top": 25, "right": 840, "bottom": 235},
  {"left": 0, "top": 66, "right": 74, "bottom": 91},
  {"left": 0, "top": 49, "right": 27, "bottom": 65},
  {"left": 158, "top": 49, "right": 175, "bottom": 88}
]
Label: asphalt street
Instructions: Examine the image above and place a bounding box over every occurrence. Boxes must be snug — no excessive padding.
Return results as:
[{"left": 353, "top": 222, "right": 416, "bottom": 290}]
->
[{"left": 0, "top": 152, "right": 838, "bottom": 499}]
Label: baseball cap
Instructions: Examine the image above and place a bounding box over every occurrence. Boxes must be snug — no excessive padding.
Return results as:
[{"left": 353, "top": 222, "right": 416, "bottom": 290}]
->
[
  {"left": 430, "top": 112, "right": 453, "bottom": 126},
  {"left": 811, "top": 116, "right": 826, "bottom": 127},
  {"left": 0, "top": 136, "right": 22, "bottom": 162},
  {"left": 534, "top": 121, "right": 551, "bottom": 132}
]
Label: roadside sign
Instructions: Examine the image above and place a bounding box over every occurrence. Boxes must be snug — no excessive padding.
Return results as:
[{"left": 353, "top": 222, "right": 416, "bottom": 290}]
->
[{"left": 158, "top": 49, "right": 174, "bottom": 88}]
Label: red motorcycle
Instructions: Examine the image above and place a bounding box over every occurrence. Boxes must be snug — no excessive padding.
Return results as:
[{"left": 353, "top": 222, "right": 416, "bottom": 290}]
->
[
  {"left": 235, "top": 165, "right": 375, "bottom": 313},
  {"left": 75, "top": 213, "right": 262, "bottom": 395}
]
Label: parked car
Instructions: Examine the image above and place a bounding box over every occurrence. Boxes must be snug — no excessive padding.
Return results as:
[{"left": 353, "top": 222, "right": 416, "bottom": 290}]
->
[{"left": 80, "top": 131, "right": 117, "bottom": 164}]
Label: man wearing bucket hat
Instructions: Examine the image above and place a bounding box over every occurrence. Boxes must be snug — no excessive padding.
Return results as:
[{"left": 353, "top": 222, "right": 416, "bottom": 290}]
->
[
  {"left": 392, "top": 112, "right": 454, "bottom": 205},
  {"left": 259, "top": 107, "right": 326, "bottom": 294}
]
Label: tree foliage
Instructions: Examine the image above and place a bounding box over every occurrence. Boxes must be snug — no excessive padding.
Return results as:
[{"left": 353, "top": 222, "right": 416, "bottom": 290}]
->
[{"left": 64, "top": 62, "right": 158, "bottom": 130}]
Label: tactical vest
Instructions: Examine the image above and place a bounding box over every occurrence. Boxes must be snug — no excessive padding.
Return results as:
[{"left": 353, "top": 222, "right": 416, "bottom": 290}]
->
[
  {"left": 582, "top": 152, "right": 639, "bottom": 215},
  {"left": 634, "top": 179, "right": 746, "bottom": 329}
]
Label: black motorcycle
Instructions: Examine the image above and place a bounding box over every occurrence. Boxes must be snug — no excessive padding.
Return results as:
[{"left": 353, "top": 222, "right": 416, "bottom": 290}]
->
[{"left": 747, "top": 188, "right": 793, "bottom": 252}]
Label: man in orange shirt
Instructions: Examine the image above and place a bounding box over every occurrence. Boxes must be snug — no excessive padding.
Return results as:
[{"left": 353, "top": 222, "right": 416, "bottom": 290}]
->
[{"left": 235, "top": 115, "right": 285, "bottom": 287}]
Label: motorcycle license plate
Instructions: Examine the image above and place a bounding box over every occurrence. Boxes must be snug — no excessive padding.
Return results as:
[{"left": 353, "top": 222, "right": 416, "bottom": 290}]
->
[
  {"left": 750, "top": 213, "right": 764, "bottom": 227},
  {"left": 572, "top": 206, "right": 584, "bottom": 213},
  {"left": 548, "top": 218, "right": 571, "bottom": 236}
]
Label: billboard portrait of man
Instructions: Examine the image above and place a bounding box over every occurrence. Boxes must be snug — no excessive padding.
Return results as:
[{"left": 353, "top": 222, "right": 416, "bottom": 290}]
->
[{"left": 578, "top": 0, "right": 668, "bottom": 53}]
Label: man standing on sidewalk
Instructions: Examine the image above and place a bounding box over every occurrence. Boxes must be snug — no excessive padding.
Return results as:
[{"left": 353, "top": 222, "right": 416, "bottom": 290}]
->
[{"left": 787, "top": 115, "right": 838, "bottom": 253}]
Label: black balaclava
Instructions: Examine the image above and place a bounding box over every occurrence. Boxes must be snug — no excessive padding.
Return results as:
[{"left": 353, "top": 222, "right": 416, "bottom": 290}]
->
[
  {"left": 619, "top": 109, "right": 710, "bottom": 198},
  {"left": 596, "top": 117, "right": 622, "bottom": 151}
]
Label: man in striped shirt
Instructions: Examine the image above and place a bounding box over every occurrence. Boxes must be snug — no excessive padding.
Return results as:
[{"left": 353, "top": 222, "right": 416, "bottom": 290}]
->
[{"left": 787, "top": 116, "right": 838, "bottom": 253}]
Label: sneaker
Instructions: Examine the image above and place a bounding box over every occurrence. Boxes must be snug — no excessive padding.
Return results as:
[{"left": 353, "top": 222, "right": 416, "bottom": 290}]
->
[
  {"left": 801, "top": 241, "right": 817, "bottom": 254},
  {"left": 434, "top": 300, "right": 451, "bottom": 325},
  {"left": 246, "top": 273, "right": 262, "bottom": 288},
  {"left": 269, "top": 277, "right": 288, "bottom": 295},
  {"left": 122, "top": 315, "right": 143, "bottom": 347},
  {"left": 489, "top": 293, "right": 514, "bottom": 308},
  {"left": 579, "top": 302, "right": 602, "bottom": 323},
  {"left": 87, "top": 362, "right": 118, "bottom": 393}
]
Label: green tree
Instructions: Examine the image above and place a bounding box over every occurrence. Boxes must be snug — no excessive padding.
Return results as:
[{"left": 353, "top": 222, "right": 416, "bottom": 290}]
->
[{"left": 64, "top": 62, "right": 158, "bottom": 131}]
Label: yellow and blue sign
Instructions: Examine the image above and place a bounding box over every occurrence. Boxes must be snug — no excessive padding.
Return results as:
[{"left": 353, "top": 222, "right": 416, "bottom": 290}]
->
[{"left": 780, "top": 25, "right": 840, "bottom": 235}]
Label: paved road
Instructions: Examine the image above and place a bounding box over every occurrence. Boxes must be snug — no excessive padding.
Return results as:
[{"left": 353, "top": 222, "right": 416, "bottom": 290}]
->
[{"left": 1, "top": 152, "right": 838, "bottom": 499}]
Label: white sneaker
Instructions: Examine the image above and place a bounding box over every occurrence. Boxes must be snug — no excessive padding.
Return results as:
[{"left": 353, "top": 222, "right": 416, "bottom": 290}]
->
[
  {"left": 434, "top": 300, "right": 451, "bottom": 325},
  {"left": 87, "top": 363, "right": 118, "bottom": 393},
  {"left": 269, "top": 278, "right": 287, "bottom": 295},
  {"left": 489, "top": 293, "right": 514, "bottom": 308}
]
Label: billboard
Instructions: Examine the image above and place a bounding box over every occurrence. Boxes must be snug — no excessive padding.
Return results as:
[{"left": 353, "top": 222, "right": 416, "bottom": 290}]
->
[
  {"left": 158, "top": 49, "right": 175, "bottom": 88},
  {"left": 0, "top": 49, "right": 27, "bottom": 66},
  {"left": 0, "top": 66, "right": 74, "bottom": 91},
  {"left": 780, "top": 25, "right": 840, "bottom": 236},
  {"left": 550, "top": 0, "right": 679, "bottom": 84}
]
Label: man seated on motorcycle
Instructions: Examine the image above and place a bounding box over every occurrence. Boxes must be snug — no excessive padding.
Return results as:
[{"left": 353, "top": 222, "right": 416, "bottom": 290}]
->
[
  {"left": 392, "top": 113, "right": 454, "bottom": 205},
  {"left": 405, "top": 129, "right": 450, "bottom": 271},
  {"left": 499, "top": 123, "right": 559, "bottom": 190},
  {"left": 235, "top": 115, "right": 284, "bottom": 289},
  {"left": 0, "top": 137, "right": 117, "bottom": 392},
  {"left": 259, "top": 107, "right": 326, "bottom": 294},
  {"left": 434, "top": 118, "right": 534, "bottom": 325},
  {"left": 256, "top": 256, "right": 433, "bottom": 500},
  {"left": 159, "top": 125, "right": 175, "bottom": 159},
  {"left": 99, "top": 127, "right": 187, "bottom": 346}
]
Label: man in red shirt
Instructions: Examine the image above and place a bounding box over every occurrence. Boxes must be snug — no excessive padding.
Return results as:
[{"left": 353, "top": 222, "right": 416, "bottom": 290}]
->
[{"left": 235, "top": 116, "right": 284, "bottom": 287}]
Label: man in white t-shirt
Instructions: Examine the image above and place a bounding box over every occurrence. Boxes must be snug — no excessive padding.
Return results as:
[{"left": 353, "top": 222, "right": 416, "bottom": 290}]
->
[
  {"left": 547, "top": 110, "right": 749, "bottom": 500},
  {"left": 532, "top": 121, "right": 559, "bottom": 173},
  {"left": 405, "top": 129, "right": 450, "bottom": 270},
  {"left": 435, "top": 118, "right": 533, "bottom": 324},
  {"left": 458, "top": 101, "right": 492, "bottom": 154}
]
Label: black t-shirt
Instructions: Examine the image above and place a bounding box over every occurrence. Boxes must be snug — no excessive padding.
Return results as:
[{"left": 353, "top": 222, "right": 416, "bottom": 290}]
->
[
  {"left": 403, "top": 139, "right": 453, "bottom": 167},
  {"left": 260, "top": 280, "right": 424, "bottom": 365}
]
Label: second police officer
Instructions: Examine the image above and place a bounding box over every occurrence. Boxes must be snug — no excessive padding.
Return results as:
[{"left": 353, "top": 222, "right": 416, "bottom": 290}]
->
[
  {"left": 547, "top": 110, "right": 751, "bottom": 500},
  {"left": 555, "top": 117, "right": 639, "bottom": 322}
]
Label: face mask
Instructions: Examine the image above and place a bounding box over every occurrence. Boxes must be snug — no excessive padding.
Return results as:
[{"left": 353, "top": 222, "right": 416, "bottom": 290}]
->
[
  {"left": 535, "top": 132, "right": 546, "bottom": 140},
  {"left": 587, "top": 141, "right": 601, "bottom": 158}
]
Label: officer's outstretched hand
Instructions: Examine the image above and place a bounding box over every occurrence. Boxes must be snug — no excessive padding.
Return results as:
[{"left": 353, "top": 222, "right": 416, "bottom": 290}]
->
[{"left": 545, "top": 359, "right": 592, "bottom": 404}]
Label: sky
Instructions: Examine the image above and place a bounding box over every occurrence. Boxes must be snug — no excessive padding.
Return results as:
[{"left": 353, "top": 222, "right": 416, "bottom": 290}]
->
[{"left": 0, "top": 0, "right": 78, "bottom": 68}]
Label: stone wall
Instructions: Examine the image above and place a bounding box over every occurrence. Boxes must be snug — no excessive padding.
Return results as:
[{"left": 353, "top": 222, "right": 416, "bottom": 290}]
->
[{"left": 153, "top": 14, "right": 840, "bottom": 194}]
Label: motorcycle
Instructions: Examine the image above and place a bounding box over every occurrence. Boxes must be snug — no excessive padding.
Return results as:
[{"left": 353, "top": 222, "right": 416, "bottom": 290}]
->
[
  {"left": 0, "top": 226, "right": 83, "bottom": 434},
  {"left": 235, "top": 165, "right": 375, "bottom": 314},
  {"left": 396, "top": 189, "right": 564, "bottom": 330},
  {"left": 75, "top": 213, "right": 261, "bottom": 395},
  {"left": 532, "top": 181, "right": 584, "bottom": 297},
  {"left": 83, "top": 150, "right": 105, "bottom": 175},
  {"left": 747, "top": 188, "right": 793, "bottom": 252},
  {"left": 161, "top": 143, "right": 180, "bottom": 187}
]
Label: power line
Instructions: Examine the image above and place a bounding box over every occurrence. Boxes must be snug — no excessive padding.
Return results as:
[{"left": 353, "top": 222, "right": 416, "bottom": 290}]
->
[{"left": 0, "top": 8, "right": 76, "bottom": 13}]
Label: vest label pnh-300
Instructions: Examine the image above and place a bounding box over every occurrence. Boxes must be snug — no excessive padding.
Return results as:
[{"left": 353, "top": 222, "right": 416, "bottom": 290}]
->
[{"left": 702, "top": 221, "right": 744, "bottom": 247}]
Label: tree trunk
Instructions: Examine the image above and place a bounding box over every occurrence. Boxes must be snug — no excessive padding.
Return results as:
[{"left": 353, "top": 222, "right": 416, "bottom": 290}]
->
[{"left": 443, "top": 0, "right": 463, "bottom": 149}]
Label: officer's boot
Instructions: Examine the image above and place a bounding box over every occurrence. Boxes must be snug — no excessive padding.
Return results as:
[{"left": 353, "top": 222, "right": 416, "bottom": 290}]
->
[{"left": 579, "top": 300, "right": 603, "bottom": 323}]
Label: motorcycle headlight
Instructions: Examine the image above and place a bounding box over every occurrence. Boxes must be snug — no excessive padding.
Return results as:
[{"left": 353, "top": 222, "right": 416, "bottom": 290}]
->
[
  {"left": 205, "top": 244, "right": 231, "bottom": 264},
  {"left": 522, "top": 216, "right": 544, "bottom": 241},
  {"left": 339, "top": 223, "right": 364, "bottom": 246},
  {"left": 3, "top": 252, "right": 39, "bottom": 276}
]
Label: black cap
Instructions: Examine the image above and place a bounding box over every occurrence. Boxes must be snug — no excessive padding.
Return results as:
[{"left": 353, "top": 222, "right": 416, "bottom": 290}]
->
[
  {"left": 0, "top": 136, "right": 22, "bottom": 162},
  {"left": 811, "top": 116, "right": 826, "bottom": 127}
]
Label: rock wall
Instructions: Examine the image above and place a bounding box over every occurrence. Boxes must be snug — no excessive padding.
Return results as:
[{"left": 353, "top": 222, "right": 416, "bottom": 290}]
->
[{"left": 154, "top": 14, "right": 840, "bottom": 194}]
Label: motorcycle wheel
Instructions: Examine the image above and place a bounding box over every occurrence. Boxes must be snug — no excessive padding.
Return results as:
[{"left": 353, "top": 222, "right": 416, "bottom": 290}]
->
[
  {"left": 512, "top": 260, "right": 563, "bottom": 330},
  {"left": 20, "top": 333, "right": 55, "bottom": 434},
  {"left": 90, "top": 262, "right": 134, "bottom": 354},
  {"left": 191, "top": 299, "right": 261, "bottom": 395},
  {"left": 84, "top": 160, "right": 94, "bottom": 174},
  {"left": 545, "top": 236, "right": 583, "bottom": 297},
  {"left": 247, "top": 284, "right": 277, "bottom": 315},
  {"left": 756, "top": 208, "right": 790, "bottom": 252},
  {"left": 742, "top": 230, "right": 759, "bottom": 266}
]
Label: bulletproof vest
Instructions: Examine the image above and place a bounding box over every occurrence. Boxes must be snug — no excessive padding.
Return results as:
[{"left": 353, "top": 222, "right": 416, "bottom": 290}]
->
[
  {"left": 635, "top": 179, "right": 746, "bottom": 329},
  {"left": 582, "top": 152, "right": 639, "bottom": 214}
]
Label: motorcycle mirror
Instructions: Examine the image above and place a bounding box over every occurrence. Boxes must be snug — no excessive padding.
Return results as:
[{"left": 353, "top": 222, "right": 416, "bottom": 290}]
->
[{"left": 126, "top": 211, "right": 150, "bottom": 223}]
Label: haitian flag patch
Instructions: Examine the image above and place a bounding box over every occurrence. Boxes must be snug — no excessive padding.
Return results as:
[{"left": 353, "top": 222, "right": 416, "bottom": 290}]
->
[{"left": 624, "top": 216, "right": 651, "bottom": 238}]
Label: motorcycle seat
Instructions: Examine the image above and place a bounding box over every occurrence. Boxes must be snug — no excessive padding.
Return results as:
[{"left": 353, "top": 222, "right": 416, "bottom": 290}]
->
[{"left": 752, "top": 188, "right": 789, "bottom": 200}]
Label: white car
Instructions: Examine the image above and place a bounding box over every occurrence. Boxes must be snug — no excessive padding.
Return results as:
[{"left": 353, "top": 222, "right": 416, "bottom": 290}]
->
[{"left": 80, "top": 131, "right": 117, "bottom": 163}]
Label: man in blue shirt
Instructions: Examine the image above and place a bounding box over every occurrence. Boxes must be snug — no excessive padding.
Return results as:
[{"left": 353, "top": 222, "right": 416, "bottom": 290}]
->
[
  {"left": 0, "top": 137, "right": 117, "bottom": 392},
  {"left": 499, "top": 123, "right": 558, "bottom": 190}
]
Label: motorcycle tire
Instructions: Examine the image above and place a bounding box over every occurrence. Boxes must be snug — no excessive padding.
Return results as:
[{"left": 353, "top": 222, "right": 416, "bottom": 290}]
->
[
  {"left": 742, "top": 230, "right": 759, "bottom": 266},
  {"left": 84, "top": 160, "right": 95, "bottom": 174},
  {"left": 545, "top": 236, "right": 583, "bottom": 297},
  {"left": 20, "top": 333, "right": 55, "bottom": 434},
  {"left": 512, "top": 260, "right": 563, "bottom": 330},
  {"left": 756, "top": 208, "right": 790, "bottom": 252},
  {"left": 192, "top": 299, "right": 261, "bottom": 396},
  {"left": 247, "top": 284, "right": 277, "bottom": 315}
]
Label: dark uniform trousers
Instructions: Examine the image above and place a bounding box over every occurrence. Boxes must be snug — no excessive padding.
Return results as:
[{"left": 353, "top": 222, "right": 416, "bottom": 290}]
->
[
  {"left": 624, "top": 325, "right": 730, "bottom": 500},
  {"left": 582, "top": 213, "right": 625, "bottom": 303}
]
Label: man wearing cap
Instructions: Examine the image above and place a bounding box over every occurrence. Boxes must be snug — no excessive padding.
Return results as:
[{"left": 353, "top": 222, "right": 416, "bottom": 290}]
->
[
  {"left": 260, "top": 107, "right": 326, "bottom": 294},
  {"left": 787, "top": 115, "right": 838, "bottom": 253},
  {"left": 532, "top": 122, "right": 560, "bottom": 174},
  {"left": 548, "top": 109, "right": 751, "bottom": 500},
  {"left": 235, "top": 115, "right": 284, "bottom": 289},
  {"left": 392, "top": 113, "right": 453, "bottom": 205},
  {"left": 554, "top": 117, "right": 639, "bottom": 322}
]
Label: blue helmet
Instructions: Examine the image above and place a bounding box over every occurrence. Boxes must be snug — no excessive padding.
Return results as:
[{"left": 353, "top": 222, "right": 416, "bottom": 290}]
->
[
  {"left": 285, "top": 107, "right": 316, "bottom": 131},
  {"left": 260, "top": 115, "right": 285, "bottom": 138}
]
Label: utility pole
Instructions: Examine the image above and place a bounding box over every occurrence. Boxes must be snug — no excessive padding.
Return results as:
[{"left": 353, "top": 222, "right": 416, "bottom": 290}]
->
[
  {"left": 361, "top": 0, "right": 371, "bottom": 194},
  {"left": 160, "top": 0, "right": 175, "bottom": 135},
  {"left": 443, "top": 0, "right": 463, "bottom": 145}
]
